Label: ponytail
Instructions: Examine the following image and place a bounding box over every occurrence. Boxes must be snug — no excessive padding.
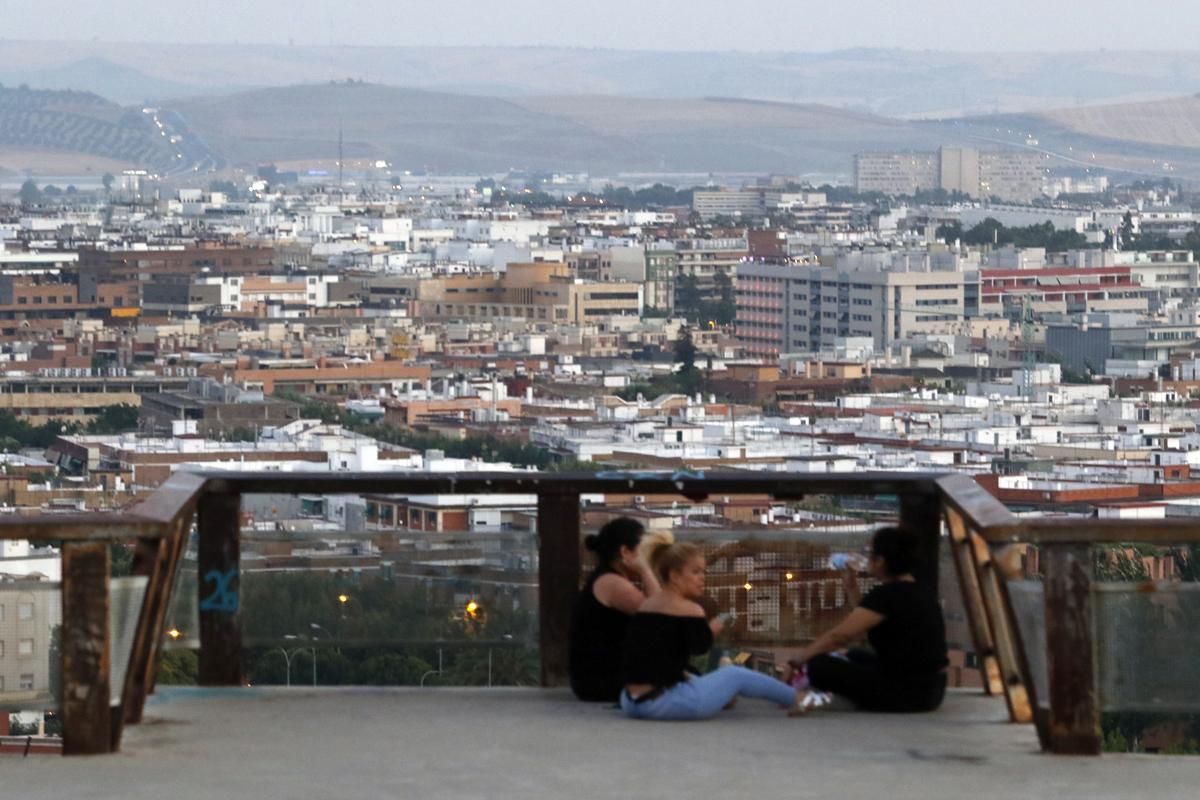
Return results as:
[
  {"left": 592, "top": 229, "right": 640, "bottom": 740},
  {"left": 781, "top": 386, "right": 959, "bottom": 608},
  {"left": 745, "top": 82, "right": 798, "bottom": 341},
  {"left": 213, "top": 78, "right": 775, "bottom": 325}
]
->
[{"left": 639, "top": 530, "right": 702, "bottom": 585}]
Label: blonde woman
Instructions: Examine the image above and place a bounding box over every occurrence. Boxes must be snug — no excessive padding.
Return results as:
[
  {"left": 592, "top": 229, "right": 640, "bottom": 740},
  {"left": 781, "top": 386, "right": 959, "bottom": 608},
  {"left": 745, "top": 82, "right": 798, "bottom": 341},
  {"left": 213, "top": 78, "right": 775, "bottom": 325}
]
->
[{"left": 619, "top": 532, "right": 802, "bottom": 720}]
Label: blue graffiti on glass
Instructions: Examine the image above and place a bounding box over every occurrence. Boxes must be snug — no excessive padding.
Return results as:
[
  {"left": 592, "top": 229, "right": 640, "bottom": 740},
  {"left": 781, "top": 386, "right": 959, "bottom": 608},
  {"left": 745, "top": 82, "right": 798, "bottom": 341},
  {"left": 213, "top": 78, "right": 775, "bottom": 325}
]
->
[{"left": 199, "top": 568, "right": 239, "bottom": 613}]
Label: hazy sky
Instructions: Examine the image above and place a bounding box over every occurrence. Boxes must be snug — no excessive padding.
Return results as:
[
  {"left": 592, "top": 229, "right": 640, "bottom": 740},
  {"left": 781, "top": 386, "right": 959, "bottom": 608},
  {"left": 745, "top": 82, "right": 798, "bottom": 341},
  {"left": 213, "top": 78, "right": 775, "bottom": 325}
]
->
[{"left": 5, "top": 0, "right": 1198, "bottom": 51}]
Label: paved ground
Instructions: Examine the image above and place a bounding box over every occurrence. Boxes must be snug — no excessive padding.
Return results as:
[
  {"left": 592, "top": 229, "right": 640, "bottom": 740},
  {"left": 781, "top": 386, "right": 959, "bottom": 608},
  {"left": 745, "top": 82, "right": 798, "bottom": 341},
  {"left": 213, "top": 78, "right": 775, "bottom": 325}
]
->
[{"left": 2, "top": 688, "right": 1196, "bottom": 799}]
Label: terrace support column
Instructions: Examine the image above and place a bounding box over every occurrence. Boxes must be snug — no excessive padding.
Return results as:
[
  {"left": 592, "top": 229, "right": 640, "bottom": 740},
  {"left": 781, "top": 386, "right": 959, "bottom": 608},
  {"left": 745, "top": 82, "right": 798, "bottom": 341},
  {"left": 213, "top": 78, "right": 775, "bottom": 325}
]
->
[
  {"left": 62, "top": 542, "right": 112, "bottom": 756},
  {"left": 1042, "top": 542, "right": 1100, "bottom": 755},
  {"left": 899, "top": 490, "right": 942, "bottom": 590},
  {"left": 198, "top": 492, "right": 243, "bottom": 686},
  {"left": 537, "top": 492, "right": 581, "bottom": 687}
]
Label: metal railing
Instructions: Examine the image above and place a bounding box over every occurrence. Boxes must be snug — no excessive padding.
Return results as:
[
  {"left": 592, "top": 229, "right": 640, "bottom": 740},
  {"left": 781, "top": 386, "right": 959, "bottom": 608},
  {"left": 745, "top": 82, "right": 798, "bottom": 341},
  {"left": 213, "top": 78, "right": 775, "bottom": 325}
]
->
[{"left": 1, "top": 467, "right": 1185, "bottom": 757}]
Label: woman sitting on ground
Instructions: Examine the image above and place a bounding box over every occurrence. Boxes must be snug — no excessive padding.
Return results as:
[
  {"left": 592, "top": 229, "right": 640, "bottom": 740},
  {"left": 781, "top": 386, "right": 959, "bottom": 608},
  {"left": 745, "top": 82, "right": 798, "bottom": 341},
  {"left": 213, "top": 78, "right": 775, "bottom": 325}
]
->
[
  {"left": 787, "top": 526, "right": 948, "bottom": 713},
  {"left": 620, "top": 532, "right": 802, "bottom": 720},
  {"left": 568, "top": 517, "right": 660, "bottom": 702}
]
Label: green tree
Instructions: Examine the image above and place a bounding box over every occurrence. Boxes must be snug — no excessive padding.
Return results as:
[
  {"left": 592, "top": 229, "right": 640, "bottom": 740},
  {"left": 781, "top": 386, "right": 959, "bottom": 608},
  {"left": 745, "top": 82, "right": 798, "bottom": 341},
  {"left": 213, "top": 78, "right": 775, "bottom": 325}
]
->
[
  {"left": 18, "top": 179, "right": 41, "bottom": 207},
  {"left": 675, "top": 273, "right": 702, "bottom": 320},
  {"left": 157, "top": 650, "right": 199, "bottom": 685},
  {"left": 85, "top": 404, "right": 139, "bottom": 435},
  {"left": 673, "top": 324, "right": 697, "bottom": 374},
  {"left": 355, "top": 654, "right": 433, "bottom": 685},
  {"left": 711, "top": 269, "right": 736, "bottom": 326}
]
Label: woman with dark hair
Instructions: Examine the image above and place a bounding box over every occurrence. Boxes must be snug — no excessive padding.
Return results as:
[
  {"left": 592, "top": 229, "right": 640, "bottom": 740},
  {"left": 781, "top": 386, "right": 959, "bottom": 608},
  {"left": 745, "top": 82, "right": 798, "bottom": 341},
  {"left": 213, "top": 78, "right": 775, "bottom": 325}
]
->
[
  {"left": 618, "top": 532, "right": 803, "bottom": 720},
  {"left": 568, "top": 517, "right": 660, "bottom": 701},
  {"left": 787, "top": 526, "right": 948, "bottom": 713}
]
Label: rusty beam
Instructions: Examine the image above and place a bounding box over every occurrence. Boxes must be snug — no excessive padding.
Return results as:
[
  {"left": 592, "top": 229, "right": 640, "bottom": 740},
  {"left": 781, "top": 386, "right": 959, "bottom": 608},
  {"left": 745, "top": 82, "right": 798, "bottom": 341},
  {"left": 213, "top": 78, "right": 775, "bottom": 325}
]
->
[
  {"left": 61, "top": 542, "right": 111, "bottom": 756},
  {"left": 203, "top": 470, "right": 945, "bottom": 499},
  {"left": 537, "top": 492, "right": 581, "bottom": 688},
  {"left": 198, "top": 492, "right": 243, "bottom": 686},
  {"left": 935, "top": 473, "right": 1019, "bottom": 530},
  {"left": 121, "top": 503, "right": 197, "bottom": 729},
  {"left": 0, "top": 515, "right": 162, "bottom": 541},
  {"left": 944, "top": 508, "right": 1004, "bottom": 696},
  {"left": 1042, "top": 542, "right": 1100, "bottom": 755},
  {"left": 968, "top": 531, "right": 1034, "bottom": 724}
]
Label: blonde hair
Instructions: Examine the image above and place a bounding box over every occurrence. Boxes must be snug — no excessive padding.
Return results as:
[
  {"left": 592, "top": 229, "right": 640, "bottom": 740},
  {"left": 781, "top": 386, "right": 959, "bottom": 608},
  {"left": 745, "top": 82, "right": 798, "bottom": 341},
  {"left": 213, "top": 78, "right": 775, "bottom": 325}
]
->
[{"left": 639, "top": 530, "right": 703, "bottom": 585}]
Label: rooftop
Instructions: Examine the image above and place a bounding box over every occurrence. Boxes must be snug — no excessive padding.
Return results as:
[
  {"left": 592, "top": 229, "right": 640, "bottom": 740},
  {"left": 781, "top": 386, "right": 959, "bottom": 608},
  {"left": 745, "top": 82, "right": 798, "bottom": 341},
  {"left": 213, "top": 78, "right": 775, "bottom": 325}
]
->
[{"left": 5, "top": 688, "right": 1191, "bottom": 798}]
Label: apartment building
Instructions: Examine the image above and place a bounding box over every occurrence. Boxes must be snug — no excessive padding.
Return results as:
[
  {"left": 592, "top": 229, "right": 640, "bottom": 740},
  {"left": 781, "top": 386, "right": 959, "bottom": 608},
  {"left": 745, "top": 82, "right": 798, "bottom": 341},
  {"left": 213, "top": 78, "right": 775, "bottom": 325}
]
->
[
  {"left": 853, "top": 152, "right": 939, "bottom": 196},
  {"left": 856, "top": 147, "right": 1044, "bottom": 202},
  {"left": 979, "top": 266, "right": 1155, "bottom": 317},
  {"left": 675, "top": 236, "right": 746, "bottom": 308},
  {"left": 644, "top": 246, "right": 678, "bottom": 312},
  {"left": 735, "top": 260, "right": 968, "bottom": 357},
  {"left": 76, "top": 243, "right": 277, "bottom": 303},
  {"left": 691, "top": 190, "right": 766, "bottom": 220},
  {"left": 0, "top": 571, "right": 60, "bottom": 707},
  {"left": 979, "top": 151, "right": 1045, "bottom": 204},
  {"left": 416, "top": 262, "right": 643, "bottom": 325}
]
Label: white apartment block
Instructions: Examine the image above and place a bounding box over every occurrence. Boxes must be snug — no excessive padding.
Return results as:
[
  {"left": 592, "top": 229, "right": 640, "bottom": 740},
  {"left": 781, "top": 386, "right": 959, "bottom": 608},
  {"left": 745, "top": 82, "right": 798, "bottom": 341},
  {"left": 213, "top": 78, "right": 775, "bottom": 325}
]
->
[
  {"left": 857, "top": 148, "right": 1045, "bottom": 203},
  {"left": 691, "top": 190, "right": 766, "bottom": 220},
  {"left": 736, "top": 260, "right": 968, "bottom": 357}
]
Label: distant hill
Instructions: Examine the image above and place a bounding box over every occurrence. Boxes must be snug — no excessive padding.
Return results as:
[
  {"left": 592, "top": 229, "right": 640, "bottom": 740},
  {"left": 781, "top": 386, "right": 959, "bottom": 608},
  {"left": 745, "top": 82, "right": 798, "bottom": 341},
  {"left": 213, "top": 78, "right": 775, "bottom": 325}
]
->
[
  {"left": 5, "top": 42, "right": 1200, "bottom": 117},
  {"left": 168, "top": 83, "right": 952, "bottom": 175},
  {"left": 0, "top": 86, "right": 175, "bottom": 171},
  {"left": 0, "top": 57, "right": 202, "bottom": 106},
  {"left": 1035, "top": 95, "right": 1200, "bottom": 149}
]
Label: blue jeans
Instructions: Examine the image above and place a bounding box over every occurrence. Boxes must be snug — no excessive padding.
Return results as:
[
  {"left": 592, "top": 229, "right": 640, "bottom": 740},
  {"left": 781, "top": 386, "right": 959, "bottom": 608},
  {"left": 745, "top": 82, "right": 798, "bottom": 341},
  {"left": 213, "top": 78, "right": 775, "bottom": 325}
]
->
[{"left": 619, "top": 666, "right": 796, "bottom": 721}]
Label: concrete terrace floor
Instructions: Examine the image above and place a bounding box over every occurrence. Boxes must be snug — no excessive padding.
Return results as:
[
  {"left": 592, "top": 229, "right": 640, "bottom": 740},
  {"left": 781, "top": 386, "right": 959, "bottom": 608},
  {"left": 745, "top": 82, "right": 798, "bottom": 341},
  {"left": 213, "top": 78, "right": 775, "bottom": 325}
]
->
[{"left": 3, "top": 688, "right": 1196, "bottom": 799}]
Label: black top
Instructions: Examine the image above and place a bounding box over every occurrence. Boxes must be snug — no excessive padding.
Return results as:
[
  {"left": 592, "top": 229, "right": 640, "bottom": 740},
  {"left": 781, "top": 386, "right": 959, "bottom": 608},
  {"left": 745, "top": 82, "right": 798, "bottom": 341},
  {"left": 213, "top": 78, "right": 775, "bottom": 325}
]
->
[
  {"left": 621, "top": 612, "right": 713, "bottom": 688},
  {"left": 859, "top": 581, "right": 948, "bottom": 679},
  {"left": 568, "top": 571, "right": 633, "bottom": 701}
]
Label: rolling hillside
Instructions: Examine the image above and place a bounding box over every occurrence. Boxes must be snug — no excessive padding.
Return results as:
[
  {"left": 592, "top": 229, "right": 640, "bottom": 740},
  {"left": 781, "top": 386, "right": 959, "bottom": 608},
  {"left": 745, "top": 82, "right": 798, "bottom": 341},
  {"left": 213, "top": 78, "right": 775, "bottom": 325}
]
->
[
  {"left": 1036, "top": 95, "right": 1200, "bottom": 150},
  {"left": 0, "top": 87, "right": 175, "bottom": 171},
  {"left": 168, "top": 83, "right": 949, "bottom": 175}
]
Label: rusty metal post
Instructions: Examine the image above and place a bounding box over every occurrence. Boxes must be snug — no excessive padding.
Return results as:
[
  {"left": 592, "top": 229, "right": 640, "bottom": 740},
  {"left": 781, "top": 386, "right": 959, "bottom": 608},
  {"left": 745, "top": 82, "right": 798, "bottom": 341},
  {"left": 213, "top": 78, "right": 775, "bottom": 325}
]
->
[
  {"left": 537, "top": 491, "right": 580, "bottom": 687},
  {"left": 198, "top": 492, "right": 243, "bottom": 686},
  {"left": 1042, "top": 542, "right": 1100, "bottom": 755},
  {"left": 61, "top": 542, "right": 111, "bottom": 756}
]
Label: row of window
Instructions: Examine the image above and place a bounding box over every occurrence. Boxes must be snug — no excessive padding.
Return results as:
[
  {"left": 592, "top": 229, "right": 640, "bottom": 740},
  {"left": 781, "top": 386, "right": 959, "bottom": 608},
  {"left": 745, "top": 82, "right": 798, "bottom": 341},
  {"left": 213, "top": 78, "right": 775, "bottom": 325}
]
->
[
  {"left": 0, "top": 638, "right": 36, "bottom": 656},
  {"left": 15, "top": 295, "right": 73, "bottom": 305},
  {"left": 0, "top": 675, "right": 35, "bottom": 691},
  {"left": 0, "top": 602, "right": 35, "bottom": 621}
]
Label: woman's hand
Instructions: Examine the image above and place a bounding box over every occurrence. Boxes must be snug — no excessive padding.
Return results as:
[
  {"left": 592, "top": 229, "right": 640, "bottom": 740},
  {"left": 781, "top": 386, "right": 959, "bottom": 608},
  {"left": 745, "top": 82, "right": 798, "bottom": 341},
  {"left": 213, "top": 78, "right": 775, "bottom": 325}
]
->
[
  {"left": 624, "top": 549, "right": 661, "bottom": 596},
  {"left": 709, "top": 615, "right": 725, "bottom": 636}
]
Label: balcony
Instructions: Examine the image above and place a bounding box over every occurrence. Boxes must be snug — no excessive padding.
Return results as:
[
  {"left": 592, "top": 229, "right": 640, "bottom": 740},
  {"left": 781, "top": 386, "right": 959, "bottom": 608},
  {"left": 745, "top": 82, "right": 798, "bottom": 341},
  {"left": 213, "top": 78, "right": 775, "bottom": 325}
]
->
[{"left": 0, "top": 470, "right": 1197, "bottom": 783}]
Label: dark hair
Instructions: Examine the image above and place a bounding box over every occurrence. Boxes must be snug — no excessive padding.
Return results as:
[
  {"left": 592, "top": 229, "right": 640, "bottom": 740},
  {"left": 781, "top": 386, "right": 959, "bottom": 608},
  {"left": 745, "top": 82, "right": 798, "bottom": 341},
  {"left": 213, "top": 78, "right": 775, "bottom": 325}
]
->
[
  {"left": 871, "top": 526, "right": 918, "bottom": 577},
  {"left": 584, "top": 517, "right": 645, "bottom": 568}
]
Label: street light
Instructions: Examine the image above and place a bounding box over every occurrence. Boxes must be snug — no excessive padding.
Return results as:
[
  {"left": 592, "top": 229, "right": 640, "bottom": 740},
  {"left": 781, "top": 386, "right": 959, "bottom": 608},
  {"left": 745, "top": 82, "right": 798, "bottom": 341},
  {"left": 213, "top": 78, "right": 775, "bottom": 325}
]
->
[{"left": 276, "top": 636, "right": 316, "bottom": 688}]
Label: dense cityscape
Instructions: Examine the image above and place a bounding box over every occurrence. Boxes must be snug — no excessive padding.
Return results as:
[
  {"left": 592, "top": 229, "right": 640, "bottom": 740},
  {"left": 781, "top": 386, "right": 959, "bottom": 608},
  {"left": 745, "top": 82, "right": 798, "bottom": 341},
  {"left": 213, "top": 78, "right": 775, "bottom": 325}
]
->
[{"left": 1, "top": 8, "right": 1199, "bottom": 777}]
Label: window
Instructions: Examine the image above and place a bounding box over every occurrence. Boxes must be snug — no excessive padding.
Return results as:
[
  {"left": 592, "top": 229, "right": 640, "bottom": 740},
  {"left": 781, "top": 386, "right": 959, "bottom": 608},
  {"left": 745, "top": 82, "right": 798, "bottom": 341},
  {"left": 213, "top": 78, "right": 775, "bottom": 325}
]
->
[
  {"left": 18, "top": 602, "right": 33, "bottom": 621},
  {"left": 0, "top": 641, "right": 4, "bottom": 657},
  {"left": 17, "top": 297, "right": 26, "bottom": 305},
  {"left": 19, "top": 639, "right": 34, "bottom": 656},
  {"left": 33, "top": 296, "right": 42, "bottom": 304},
  {"left": 20, "top": 674, "right": 34, "bottom": 691},
  {"left": 48, "top": 296, "right": 58, "bottom": 304}
]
